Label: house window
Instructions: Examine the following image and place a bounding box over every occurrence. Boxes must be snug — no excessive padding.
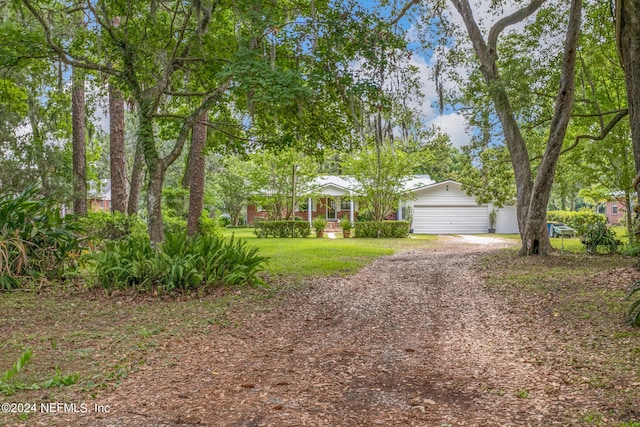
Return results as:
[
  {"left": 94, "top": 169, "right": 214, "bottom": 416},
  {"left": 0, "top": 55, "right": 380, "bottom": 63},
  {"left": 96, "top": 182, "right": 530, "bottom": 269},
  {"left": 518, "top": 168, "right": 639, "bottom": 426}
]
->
[
  {"left": 612, "top": 203, "right": 618, "bottom": 214},
  {"left": 340, "top": 198, "right": 351, "bottom": 210},
  {"left": 299, "top": 200, "right": 315, "bottom": 212}
]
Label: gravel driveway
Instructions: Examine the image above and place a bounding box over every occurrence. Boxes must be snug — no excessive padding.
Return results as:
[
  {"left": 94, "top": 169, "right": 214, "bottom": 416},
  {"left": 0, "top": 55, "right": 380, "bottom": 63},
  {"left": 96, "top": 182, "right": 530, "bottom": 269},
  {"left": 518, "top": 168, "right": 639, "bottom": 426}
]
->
[{"left": 53, "top": 237, "right": 572, "bottom": 427}]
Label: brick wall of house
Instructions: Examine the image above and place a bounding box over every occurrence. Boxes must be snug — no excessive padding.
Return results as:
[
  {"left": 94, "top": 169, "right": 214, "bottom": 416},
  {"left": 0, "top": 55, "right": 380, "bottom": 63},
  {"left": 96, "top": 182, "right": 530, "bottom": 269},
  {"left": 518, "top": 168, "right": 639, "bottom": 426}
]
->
[
  {"left": 605, "top": 200, "right": 626, "bottom": 224},
  {"left": 246, "top": 196, "right": 404, "bottom": 225}
]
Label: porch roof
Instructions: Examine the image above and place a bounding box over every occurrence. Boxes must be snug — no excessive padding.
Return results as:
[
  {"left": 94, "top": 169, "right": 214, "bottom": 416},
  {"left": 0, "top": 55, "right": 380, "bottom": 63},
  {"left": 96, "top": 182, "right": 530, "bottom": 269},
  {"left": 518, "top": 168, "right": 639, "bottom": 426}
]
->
[{"left": 303, "top": 175, "right": 435, "bottom": 197}]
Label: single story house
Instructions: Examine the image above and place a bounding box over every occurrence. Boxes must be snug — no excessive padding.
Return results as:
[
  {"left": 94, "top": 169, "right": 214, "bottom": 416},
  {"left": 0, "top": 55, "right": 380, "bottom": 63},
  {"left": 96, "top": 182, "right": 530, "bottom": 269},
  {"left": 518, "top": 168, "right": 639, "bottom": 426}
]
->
[
  {"left": 247, "top": 175, "right": 519, "bottom": 234},
  {"left": 401, "top": 180, "right": 519, "bottom": 234}
]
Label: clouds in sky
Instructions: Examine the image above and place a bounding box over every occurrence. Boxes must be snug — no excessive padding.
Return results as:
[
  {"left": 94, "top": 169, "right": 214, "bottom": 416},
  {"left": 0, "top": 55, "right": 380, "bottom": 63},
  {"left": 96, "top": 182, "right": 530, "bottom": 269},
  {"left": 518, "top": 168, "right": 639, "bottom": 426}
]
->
[
  {"left": 405, "top": 45, "right": 472, "bottom": 148},
  {"left": 401, "top": 0, "right": 548, "bottom": 149}
]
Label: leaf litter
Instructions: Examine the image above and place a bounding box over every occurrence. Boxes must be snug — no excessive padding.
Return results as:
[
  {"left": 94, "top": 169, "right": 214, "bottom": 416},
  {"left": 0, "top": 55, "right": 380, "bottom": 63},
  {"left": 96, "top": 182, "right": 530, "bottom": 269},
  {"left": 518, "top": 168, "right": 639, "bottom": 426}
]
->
[{"left": 33, "top": 239, "right": 640, "bottom": 426}]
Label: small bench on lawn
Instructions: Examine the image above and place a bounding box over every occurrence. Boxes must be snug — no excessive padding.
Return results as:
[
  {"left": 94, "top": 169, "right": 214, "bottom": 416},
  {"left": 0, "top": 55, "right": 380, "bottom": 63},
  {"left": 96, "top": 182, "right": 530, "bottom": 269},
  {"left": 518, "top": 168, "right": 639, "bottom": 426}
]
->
[{"left": 551, "top": 224, "right": 576, "bottom": 238}]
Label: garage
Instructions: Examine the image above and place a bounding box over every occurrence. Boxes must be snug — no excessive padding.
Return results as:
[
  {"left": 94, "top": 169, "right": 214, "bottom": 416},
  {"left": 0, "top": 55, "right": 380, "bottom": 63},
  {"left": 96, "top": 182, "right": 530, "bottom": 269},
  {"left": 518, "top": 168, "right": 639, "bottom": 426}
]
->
[
  {"left": 404, "top": 180, "right": 506, "bottom": 235},
  {"left": 412, "top": 205, "right": 489, "bottom": 234}
]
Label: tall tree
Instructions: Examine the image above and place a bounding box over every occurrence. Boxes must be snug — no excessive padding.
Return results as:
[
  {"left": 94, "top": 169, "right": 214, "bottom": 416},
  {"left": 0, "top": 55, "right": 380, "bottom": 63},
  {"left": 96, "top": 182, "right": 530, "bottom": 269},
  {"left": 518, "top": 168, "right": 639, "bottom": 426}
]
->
[
  {"left": 185, "top": 111, "right": 208, "bottom": 236},
  {"left": 71, "top": 66, "right": 87, "bottom": 215},
  {"left": 344, "top": 142, "right": 418, "bottom": 221},
  {"left": 615, "top": 0, "right": 640, "bottom": 181},
  {"left": 214, "top": 156, "right": 249, "bottom": 227},
  {"left": 109, "top": 82, "right": 127, "bottom": 213},
  {"left": 246, "top": 149, "right": 318, "bottom": 221},
  {"left": 399, "top": 0, "right": 582, "bottom": 255},
  {"left": 21, "top": 0, "right": 399, "bottom": 243}
]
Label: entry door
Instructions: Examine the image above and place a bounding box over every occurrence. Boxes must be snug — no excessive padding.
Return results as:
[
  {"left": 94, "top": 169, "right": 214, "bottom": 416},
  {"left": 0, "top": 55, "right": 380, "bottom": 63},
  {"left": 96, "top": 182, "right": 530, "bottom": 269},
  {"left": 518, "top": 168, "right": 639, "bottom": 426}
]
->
[{"left": 327, "top": 198, "right": 337, "bottom": 220}]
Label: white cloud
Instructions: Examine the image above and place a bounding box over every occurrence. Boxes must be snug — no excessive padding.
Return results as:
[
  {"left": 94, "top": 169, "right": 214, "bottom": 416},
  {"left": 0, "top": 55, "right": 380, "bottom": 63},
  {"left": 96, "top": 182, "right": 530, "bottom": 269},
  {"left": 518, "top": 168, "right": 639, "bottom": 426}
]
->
[
  {"left": 429, "top": 113, "right": 471, "bottom": 148},
  {"left": 405, "top": 0, "right": 559, "bottom": 149}
]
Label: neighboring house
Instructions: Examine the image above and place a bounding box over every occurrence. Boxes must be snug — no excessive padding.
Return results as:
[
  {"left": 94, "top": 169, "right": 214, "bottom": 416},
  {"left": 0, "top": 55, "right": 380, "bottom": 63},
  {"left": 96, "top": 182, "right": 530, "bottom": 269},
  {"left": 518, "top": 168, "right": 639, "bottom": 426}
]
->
[
  {"left": 61, "top": 179, "right": 112, "bottom": 216},
  {"left": 603, "top": 199, "right": 627, "bottom": 224},
  {"left": 247, "top": 175, "right": 520, "bottom": 234},
  {"left": 88, "top": 179, "right": 112, "bottom": 212}
]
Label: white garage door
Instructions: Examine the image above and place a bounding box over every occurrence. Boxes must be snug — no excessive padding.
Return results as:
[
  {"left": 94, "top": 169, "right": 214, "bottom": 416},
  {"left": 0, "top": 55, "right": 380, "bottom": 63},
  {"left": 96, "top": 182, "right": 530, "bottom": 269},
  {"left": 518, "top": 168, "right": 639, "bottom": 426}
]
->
[{"left": 412, "top": 206, "right": 488, "bottom": 234}]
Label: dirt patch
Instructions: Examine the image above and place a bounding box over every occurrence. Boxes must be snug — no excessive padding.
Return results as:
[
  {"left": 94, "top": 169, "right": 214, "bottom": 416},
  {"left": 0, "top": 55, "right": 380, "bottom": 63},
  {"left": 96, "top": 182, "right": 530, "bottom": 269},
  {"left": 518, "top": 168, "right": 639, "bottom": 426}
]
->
[{"left": 36, "top": 241, "right": 600, "bottom": 427}]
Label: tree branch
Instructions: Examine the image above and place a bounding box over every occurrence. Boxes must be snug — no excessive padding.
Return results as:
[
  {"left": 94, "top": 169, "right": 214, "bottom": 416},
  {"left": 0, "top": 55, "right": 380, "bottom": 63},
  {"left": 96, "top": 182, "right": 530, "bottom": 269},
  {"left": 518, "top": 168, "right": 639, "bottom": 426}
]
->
[
  {"left": 22, "top": 0, "right": 119, "bottom": 76},
  {"left": 560, "top": 108, "right": 628, "bottom": 154},
  {"left": 487, "top": 0, "right": 545, "bottom": 53},
  {"left": 390, "top": 0, "right": 421, "bottom": 26},
  {"left": 162, "top": 79, "right": 232, "bottom": 167},
  {"left": 530, "top": 108, "right": 629, "bottom": 160}
]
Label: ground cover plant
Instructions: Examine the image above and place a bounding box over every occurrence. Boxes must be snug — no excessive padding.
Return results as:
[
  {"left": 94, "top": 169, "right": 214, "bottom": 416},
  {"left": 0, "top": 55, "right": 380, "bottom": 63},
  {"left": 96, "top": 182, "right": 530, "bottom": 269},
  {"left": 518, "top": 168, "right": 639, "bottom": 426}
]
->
[
  {"left": 0, "top": 187, "right": 83, "bottom": 288},
  {"left": 90, "top": 232, "right": 266, "bottom": 292}
]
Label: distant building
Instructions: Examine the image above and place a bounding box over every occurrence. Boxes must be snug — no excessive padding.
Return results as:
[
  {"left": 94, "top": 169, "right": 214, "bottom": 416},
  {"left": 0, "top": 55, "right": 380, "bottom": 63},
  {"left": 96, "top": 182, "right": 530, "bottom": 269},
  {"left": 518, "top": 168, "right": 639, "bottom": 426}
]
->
[{"left": 61, "top": 179, "right": 112, "bottom": 216}]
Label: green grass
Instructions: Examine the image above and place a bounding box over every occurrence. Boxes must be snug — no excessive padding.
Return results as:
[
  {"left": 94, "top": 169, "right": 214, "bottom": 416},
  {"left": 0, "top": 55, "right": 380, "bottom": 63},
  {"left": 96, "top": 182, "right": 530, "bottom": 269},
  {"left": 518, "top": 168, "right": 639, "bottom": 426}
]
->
[
  {"left": 223, "top": 228, "right": 438, "bottom": 277},
  {"left": 550, "top": 225, "right": 631, "bottom": 254}
]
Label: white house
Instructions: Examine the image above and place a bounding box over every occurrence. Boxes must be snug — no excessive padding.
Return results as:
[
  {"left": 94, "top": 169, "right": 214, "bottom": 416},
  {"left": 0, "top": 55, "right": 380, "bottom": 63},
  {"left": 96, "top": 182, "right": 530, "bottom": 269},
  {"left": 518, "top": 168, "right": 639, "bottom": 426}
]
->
[
  {"left": 247, "top": 175, "right": 519, "bottom": 234},
  {"left": 402, "top": 180, "right": 519, "bottom": 234}
]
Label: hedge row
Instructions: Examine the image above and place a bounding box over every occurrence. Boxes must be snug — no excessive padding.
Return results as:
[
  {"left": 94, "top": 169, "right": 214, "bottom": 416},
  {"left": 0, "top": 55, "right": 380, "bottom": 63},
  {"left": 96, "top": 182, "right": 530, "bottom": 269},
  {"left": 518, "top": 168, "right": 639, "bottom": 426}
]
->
[
  {"left": 355, "top": 221, "right": 410, "bottom": 238},
  {"left": 253, "top": 220, "right": 311, "bottom": 238},
  {"left": 547, "top": 210, "right": 606, "bottom": 235}
]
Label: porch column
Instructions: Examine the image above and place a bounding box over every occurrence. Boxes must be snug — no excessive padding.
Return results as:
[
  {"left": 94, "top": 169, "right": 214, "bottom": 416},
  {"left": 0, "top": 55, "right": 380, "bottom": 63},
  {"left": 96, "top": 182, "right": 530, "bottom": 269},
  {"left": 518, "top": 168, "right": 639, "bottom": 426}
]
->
[
  {"left": 308, "top": 197, "right": 312, "bottom": 225},
  {"left": 398, "top": 201, "right": 403, "bottom": 220},
  {"left": 350, "top": 191, "right": 354, "bottom": 223}
]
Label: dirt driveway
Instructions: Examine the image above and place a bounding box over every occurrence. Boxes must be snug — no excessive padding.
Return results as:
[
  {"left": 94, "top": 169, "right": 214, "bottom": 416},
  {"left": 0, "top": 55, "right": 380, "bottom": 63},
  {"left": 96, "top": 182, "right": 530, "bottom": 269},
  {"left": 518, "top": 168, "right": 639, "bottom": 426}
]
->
[{"left": 52, "top": 237, "right": 574, "bottom": 426}]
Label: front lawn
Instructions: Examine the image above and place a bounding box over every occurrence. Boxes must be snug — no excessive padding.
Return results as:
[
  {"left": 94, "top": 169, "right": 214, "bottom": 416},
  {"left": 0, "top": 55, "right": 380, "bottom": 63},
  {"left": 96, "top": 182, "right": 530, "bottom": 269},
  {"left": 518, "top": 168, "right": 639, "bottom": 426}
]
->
[{"left": 223, "top": 228, "right": 438, "bottom": 277}]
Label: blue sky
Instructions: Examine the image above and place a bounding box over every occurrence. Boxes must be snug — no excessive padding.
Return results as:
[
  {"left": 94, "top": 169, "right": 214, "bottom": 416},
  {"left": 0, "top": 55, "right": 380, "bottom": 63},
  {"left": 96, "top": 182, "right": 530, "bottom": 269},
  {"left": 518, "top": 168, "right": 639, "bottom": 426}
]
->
[{"left": 356, "top": 0, "right": 473, "bottom": 148}]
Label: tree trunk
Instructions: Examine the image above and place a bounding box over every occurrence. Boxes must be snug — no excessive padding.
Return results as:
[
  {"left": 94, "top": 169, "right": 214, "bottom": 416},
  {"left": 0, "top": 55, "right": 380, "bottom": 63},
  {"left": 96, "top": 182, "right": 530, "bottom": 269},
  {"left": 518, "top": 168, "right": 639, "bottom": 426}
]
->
[
  {"left": 520, "top": 0, "right": 581, "bottom": 256},
  {"left": 27, "top": 97, "right": 50, "bottom": 194},
  {"left": 625, "top": 190, "right": 634, "bottom": 243},
  {"left": 72, "top": 67, "right": 87, "bottom": 215},
  {"left": 109, "top": 82, "right": 127, "bottom": 213},
  {"left": 127, "top": 140, "right": 145, "bottom": 216},
  {"left": 137, "top": 104, "right": 165, "bottom": 244},
  {"left": 451, "top": 0, "right": 582, "bottom": 256},
  {"left": 147, "top": 164, "right": 166, "bottom": 244},
  {"left": 617, "top": 0, "right": 640, "bottom": 180},
  {"left": 186, "top": 111, "right": 208, "bottom": 236}
]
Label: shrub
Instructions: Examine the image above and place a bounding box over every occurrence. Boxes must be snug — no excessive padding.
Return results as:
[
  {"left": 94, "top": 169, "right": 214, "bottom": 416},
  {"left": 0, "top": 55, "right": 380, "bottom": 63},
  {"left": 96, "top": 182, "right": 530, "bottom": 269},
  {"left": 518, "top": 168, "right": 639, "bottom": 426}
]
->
[
  {"left": 163, "top": 211, "right": 187, "bottom": 235},
  {"left": 0, "top": 187, "right": 82, "bottom": 287},
  {"left": 198, "top": 212, "right": 220, "bottom": 236},
  {"left": 218, "top": 214, "right": 231, "bottom": 227},
  {"left": 547, "top": 210, "right": 606, "bottom": 235},
  {"left": 580, "top": 222, "right": 619, "bottom": 254},
  {"left": 90, "top": 232, "right": 267, "bottom": 292},
  {"left": 82, "top": 211, "right": 147, "bottom": 247},
  {"left": 254, "top": 220, "right": 311, "bottom": 238},
  {"left": 355, "top": 221, "right": 410, "bottom": 238}
]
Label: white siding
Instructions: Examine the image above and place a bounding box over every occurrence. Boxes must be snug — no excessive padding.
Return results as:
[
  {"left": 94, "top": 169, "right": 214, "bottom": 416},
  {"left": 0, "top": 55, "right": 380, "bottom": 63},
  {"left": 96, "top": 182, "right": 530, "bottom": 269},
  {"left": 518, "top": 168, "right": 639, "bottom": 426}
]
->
[
  {"left": 495, "top": 205, "right": 519, "bottom": 234},
  {"left": 318, "top": 184, "right": 349, "bottom": 197},
  {"left": 408, "top": 181, "right": 491, "bottom": 234},
  {"left": 412, "top": 206, "right": 489, "bottom": 234},
  {"left": 411, "top": 183, "right": 479, "bottom": 206}
]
